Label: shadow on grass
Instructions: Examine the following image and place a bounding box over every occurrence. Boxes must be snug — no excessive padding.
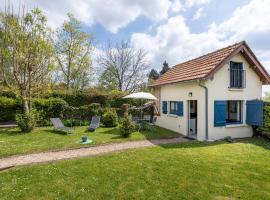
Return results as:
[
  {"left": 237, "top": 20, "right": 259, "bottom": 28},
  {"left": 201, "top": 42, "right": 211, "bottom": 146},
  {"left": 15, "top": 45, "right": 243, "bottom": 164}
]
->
[
  {"left": 0, "top": 128, "right": 24, "bottom": 136},
  {"left": 43, "top": 129, "right": 70, "bottom": 136},
  {"left": 158, "top": 136, "right": 270, "bottom": 151},
  {"left": 100, "top": 127, "right": 121, "bottom": 135},
  {"left": 236, "top": 136, "right": 270, "bottom": 150}
]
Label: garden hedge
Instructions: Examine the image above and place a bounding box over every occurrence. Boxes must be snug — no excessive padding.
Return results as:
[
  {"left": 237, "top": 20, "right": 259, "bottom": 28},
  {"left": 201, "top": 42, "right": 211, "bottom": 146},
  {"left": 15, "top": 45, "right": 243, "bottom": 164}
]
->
[
  {"left": 0, "top": 96, "right": 21, "bottom": 122},
  {"left": 257, "top": 102, "right": 270, "bottom": 139}
]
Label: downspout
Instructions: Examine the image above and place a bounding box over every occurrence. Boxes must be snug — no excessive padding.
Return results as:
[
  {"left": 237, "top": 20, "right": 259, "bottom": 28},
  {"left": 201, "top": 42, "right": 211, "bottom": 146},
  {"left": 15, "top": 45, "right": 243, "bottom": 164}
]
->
[{"left": 198, "top": 79, "right": 208, "bottom": 141}]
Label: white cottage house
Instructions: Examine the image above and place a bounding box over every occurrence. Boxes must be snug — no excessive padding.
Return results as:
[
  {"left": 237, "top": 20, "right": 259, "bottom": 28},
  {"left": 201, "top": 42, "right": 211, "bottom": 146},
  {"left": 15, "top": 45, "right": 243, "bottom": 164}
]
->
[{"left": 150, "top": 41, "right": 270, "bottom": 141}]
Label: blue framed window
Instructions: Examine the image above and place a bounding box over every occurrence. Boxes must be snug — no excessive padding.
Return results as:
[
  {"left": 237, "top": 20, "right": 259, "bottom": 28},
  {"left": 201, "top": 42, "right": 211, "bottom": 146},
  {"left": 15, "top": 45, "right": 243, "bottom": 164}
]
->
[
  {"left": 226, "top": 100, "right": 243, "bottom": 124},
  {"left": 214, "top": 100, "right": 243, "bottom": 127},
  {"left": 169, "top": 101, "right": 177, "bottom": 114},
  {"left": 169, "top": 101, "right": 183, "bottom": 116},
  {"left": 230, "top": 61, "right": 245, "bottom": 88}
]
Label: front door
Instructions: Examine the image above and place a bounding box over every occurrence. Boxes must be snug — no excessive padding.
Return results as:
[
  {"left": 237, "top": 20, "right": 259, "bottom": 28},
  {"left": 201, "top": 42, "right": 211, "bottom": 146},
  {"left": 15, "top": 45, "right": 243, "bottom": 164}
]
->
[{"left": 188, "top": 100, "right": 197, "bottom": 138}]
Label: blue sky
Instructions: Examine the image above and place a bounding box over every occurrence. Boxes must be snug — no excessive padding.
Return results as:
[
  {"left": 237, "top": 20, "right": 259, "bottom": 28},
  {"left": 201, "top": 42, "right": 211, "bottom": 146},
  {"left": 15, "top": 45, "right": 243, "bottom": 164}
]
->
[{"left": 4, "top": 0, "right": 270, "bottom": 93}]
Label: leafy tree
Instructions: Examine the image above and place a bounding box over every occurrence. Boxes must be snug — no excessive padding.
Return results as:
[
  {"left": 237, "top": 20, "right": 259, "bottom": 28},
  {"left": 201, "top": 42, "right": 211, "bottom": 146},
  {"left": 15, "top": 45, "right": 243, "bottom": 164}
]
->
[
  {"left": 257, "top": 103, "right": 270, "bottom": 139},
  {"left": 263, "top": 91, "right": 270, "bottom": 102},
  {"left": 54, "top": 13, "right": 93, "bottom": 92},
  {"left": 98, "top": 41, "right": 150, "bottom": 92},
  {"left": 0, "top": 8, "right": 53, "bottom": 112},
  {"left": 159, "top": 61, "right": 170, "bottom": 75},
  {"left": 148, "top": 69, "right": 159, "bottom": 81}
]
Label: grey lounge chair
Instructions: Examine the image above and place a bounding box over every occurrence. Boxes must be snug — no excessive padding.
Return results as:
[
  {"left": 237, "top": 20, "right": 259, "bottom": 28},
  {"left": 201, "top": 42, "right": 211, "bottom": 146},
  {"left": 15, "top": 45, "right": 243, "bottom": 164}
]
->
[
  {"left": 50, "top": 118, "right": 72, "bottom": 133},
  {"left": 88, "top": 116, "right": 101, "bottom": 131}
]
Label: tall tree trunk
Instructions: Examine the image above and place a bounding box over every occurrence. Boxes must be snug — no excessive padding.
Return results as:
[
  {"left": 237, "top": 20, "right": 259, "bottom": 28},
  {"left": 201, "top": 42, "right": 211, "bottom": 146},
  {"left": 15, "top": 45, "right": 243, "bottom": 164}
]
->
[
  {"left": 21, "top": 90, "right": 29, "bottom": 113},
  {"left": 66, "top": 77, "right": 70, "bottom": 93},
  {"left": 28, "top": 70, "right": 32, "bottom": 111}
]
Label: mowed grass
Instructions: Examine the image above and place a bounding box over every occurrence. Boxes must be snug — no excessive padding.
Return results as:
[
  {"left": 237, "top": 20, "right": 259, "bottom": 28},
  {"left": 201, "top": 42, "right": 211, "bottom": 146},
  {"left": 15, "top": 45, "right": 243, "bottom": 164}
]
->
[
  {"left": 0, "top": 126, "right": 179, "bottom": 158},
  {"left": 0, "top": 138, "right": 269, "bottom": 200}
]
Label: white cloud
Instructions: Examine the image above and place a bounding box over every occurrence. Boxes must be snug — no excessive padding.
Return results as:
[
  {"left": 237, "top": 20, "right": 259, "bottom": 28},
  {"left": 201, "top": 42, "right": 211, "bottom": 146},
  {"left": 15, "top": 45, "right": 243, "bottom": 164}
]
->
[
  {"left": 131, "top": 15, "right": 225, "bottom": 69},
  {"left": 185, "top": 0, "right": 211, "bottom": 7},
  {"left": 192, "top": 7, "right": 204, "bottom": 20},
  {"left": 211, "top": 0, "right": 270, "bottom": 42},
  {"left": 131, "top": 0, "right": 270, "bottom": 71},
  {"left": 170, "top": 0, "right": 184, "bottom": 13},
  {"left": 2, "top": 0, "right": 214, "bottom": 33},
  {"left": 6, "top": 0, "right": 171, "bottom": 33}
]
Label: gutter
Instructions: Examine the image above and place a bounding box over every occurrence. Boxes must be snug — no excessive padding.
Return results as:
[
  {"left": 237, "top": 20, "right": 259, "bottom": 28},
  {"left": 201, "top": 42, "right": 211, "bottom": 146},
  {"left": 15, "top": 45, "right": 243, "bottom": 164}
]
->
[{"left": 198, "top": 79, "right": 209, "bottom": 141}]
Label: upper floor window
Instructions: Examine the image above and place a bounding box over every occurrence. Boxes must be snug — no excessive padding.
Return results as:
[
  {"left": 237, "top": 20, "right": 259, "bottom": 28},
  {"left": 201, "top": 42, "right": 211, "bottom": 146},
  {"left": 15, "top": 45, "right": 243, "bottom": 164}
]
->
[{"left": 229, "top": 61, "right": 245, "bottom": 88}]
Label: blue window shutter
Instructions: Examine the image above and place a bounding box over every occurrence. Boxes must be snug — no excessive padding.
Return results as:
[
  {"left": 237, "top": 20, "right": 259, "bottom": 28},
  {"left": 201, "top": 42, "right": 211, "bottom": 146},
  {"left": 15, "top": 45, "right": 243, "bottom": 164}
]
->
[
  {"left": 214, "top": 101, "right": 226, "bottom": 127},
  {"left": 246, "top": 100, "right": 263, "bottom": 126},
  {"left": 162, "top": 101, "right": 167, "bottom": 114},
  {"left": 176, "top": 101, "right": 183, "bottom": 116}
]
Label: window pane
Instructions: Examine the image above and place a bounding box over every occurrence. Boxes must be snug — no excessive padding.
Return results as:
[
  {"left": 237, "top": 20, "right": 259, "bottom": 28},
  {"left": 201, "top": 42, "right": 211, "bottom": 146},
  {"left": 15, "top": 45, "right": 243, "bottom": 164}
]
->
[
  {"left": 226, "top": 100, "right": 242, "bottom": 123},
  {"left": 170, "top": 101, "right": 177, "bottom": 113},
  {"left": 230, "top": 62, "right": 243, "bottom": 88}
]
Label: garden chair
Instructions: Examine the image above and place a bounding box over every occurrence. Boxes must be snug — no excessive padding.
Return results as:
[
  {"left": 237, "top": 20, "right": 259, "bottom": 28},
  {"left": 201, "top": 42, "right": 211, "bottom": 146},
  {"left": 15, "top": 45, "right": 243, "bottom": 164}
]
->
[
  {"left": 50, "top": 118, "right": 73, "bottom": 134},
  {"left": 88, "top": 116, "right": 101, "bottom": 131}
]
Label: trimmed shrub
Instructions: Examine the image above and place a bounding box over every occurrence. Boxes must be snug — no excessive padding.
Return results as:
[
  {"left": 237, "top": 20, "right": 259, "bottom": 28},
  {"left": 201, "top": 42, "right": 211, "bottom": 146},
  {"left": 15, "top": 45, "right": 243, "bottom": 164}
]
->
[
  {"left": 119, "top": 112, "right": 135, "bottom": 137},
  {"left": 16, "top": 111, "right": 37, "bottom": 132},
  {"left": 0, "top": 90, "right": 17, "bottom": 99},
  {"left": 0, "top": 96, "right": 21, "bottom": 122},
  {"left": 107, "top": 90, "right": 128, "bottom": 108},
  {"left": 257, "top": 103, "right": 270, "bottom": 139},
  {"left": 33, "top": 98, "right": 68, "bottom": 125},
  {"left": 63, "top": 119, "right": 89, "bottom": 127},
  {"left": 140, "top": 121, "right": 152, "bottom": 131},
  {"left": 224, "top": 136, "right": 235, "bottom": 143},
  {"left": 88, "top": 103, "right": 102, "bottom": 117},
  {"left": 102, "top": 109, "right": 118, "bottom": 127},
  {"left": 43, "top": 90, "right": 107, "bottom": 107}
]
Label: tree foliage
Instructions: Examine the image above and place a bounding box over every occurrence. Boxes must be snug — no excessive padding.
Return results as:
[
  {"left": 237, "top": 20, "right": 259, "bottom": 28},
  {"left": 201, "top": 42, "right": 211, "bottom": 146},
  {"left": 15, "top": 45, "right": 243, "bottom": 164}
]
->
[
  {"left": 98, "top": 41, "right": 150, "bottom": 92},
  {"left": 159, "top": 61, "right": 170, "bottom": 75},
  {"left": 0, "top": 7, "right": 53, "bottom": 112},
  {"left": 148, "top": 69, "right": 159, "bottom": 82},
  {"left": 257, "top": 103, "right": 270, "bottom": 139},
  {"left": 54, "top": 13, "right": 93, "bottom": 92}
]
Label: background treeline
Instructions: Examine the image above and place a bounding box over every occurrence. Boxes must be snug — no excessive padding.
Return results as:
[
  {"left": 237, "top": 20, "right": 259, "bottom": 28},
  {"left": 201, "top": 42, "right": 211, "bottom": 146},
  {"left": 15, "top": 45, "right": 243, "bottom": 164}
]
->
[
  {"left": 0, "top": 88, "right": 145, "bottom": 123},
  {"left": 0, "top": 4, "right": 170, "bottom": 126}
]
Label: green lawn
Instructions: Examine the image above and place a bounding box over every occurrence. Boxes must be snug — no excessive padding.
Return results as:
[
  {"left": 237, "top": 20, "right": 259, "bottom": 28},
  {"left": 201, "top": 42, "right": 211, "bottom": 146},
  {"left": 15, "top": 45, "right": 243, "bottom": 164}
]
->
[
  {"left": 0, "top": 138, "right": 269, "bottom": 200},
  {"left": 0, "top": 126, "right": 179, "bottom": 158}
]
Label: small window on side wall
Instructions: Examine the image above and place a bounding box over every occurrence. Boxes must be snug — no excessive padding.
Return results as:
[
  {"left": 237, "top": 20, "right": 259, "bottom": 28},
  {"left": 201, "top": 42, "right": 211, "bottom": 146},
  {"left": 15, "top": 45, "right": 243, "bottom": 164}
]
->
[
  {"left": 169, "top": 101, "right": 183, "bottom": 116},
  {"left": 169, "top": 101, "right": 177, "bottom": 114}
]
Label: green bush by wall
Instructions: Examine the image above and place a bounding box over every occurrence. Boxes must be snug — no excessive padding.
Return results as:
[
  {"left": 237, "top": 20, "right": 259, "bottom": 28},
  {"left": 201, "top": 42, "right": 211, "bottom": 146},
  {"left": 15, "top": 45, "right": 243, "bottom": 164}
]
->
[
  {"left": 33, "top": 98, "right": 69, "bottom": 125},
  {"left": 43, "top": 91, "right": 107, "bottom": 107},
  {"left": 102, "top": 109, "right": 118, "bottom": 127},
  {"left": 0, "top": 96, "right": 21, "bottom": 122},
  {"left": 257, "top": 103, "right": 270, "bottom": 139}
]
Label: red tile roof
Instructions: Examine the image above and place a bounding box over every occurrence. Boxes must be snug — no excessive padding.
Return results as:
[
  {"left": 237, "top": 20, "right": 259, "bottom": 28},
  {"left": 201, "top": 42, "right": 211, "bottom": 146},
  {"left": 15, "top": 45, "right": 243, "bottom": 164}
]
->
[{"left": 150, "top": 41, "right": 270, "bottom": 86}]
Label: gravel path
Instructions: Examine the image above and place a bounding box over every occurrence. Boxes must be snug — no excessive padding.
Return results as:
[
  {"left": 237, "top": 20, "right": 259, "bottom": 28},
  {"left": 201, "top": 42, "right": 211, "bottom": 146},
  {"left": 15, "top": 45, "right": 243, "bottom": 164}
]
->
[{"left": 0, "top": 137, "right": 187, "bottom": 170}]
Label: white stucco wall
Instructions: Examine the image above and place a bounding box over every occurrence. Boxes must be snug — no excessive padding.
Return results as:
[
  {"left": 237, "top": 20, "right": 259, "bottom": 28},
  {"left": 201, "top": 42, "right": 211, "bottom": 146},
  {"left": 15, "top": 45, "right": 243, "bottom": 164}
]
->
[
  {"left": 206, "top": 53, "right": 262, "bottom": 140},
  {"left": 155, "top": 52, "right": 263, "bottom": 141},
  {"left": 156, "top": 81, "right": 206, "bottom": 141}
]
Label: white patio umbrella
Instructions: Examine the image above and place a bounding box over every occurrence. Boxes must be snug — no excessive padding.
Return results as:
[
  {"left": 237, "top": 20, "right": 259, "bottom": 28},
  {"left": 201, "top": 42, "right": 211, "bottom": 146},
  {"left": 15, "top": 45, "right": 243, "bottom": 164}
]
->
[
  {"left": 123, "top": 92, "right": 158, "bottom": 120},
  {"left": 123, "top": 92, "right": 158, "bottom": 100}
]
